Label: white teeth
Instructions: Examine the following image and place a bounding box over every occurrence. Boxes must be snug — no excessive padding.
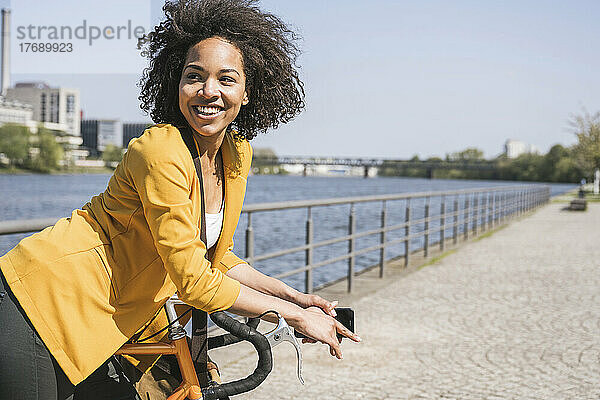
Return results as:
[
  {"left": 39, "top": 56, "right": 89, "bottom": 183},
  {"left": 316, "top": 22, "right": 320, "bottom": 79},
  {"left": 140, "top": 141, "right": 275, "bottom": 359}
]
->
[{"left": 193, "top": 105, "right": 222, "bottom": 115}]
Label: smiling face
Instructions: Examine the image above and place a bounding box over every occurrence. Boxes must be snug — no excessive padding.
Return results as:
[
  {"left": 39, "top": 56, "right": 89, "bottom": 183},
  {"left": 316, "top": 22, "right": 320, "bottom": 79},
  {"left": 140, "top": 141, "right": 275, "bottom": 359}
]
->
[{"left": 178, "top": 37, "right": 249, "bottom": 138}]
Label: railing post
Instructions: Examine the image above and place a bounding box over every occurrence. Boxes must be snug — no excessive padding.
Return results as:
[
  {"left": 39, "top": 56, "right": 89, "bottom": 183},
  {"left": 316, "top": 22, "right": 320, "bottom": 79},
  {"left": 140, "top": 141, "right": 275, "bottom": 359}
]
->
[
  {"left": 482, "top": 193, "right": 488, "bottom": 232},
  {"left": 519, "top": 190, "right": 525, "bottom": 216},
  {"left": 347, "top": 203, "right": 355, "bottom": 292},
  {"left": 423, "top": 199, "right": 430, "bottom": 257},
  {"left": 245, "top": 212, "right": 254, "bottom": 264},
  {"left": 490, "top": 193, "right": 495, "bottom": 228},
  {"left": 502, "top": 192, "right": 510, "bottom": 223},
  {"left": 440, "top": 196, "right": 446, "bottom": 251},
  {"left": 542, "top": 187, "right": 545, "bottom": 205},
  {"left": 379, "top": 201, "right": 387, "bottom": 278},
  {"left": 530, "top": 188, "right": 534, "bottom": 210},
  {"left": 488, "top": 192, "right": 493, "bottom": 228},
  {"left": 473, "top": 195, "right": 479, "bottom": 236},
  {"left": 463, "top": 196, "right": 470, "bottom": 240},
  {"left": 405, "top": 199, "right": 411, "bottom": 267},
  {"left": 498, "top": 193, "right": 503, "bottom": 223},
  {"left": 519, "top": 190, "right": 523, "bottom": 215},
  {"left": 499, "top": 192, "right": 504, "bottom": 224},
  {"left": 520, "top": 190, "right": 524, "bottom": 215},
  {"left": 305, "top": 207, "right": 313, "bottom": 294},
  {"left": 453, "top": 198, "right": 458, "bottom": 245}
]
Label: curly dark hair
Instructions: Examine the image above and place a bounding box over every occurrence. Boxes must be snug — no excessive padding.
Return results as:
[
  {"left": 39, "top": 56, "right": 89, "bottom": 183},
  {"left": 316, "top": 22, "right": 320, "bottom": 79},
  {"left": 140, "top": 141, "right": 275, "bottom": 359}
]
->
[{"left": 137, "top": 0, "right": 305, "bottom": 140}]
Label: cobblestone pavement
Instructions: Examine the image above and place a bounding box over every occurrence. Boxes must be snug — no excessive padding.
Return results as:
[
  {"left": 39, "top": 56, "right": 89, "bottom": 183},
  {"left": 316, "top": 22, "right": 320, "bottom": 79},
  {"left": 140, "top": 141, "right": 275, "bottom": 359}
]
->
[{"left": 213, "top": 203, "right": 600, "bottom": 399}]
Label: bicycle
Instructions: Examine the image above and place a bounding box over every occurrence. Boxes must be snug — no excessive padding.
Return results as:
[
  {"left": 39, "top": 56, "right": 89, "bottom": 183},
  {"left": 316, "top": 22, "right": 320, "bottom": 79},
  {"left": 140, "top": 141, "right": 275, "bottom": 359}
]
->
[{"left": 115, "top": 295, "right": 304, "bottom": 400}]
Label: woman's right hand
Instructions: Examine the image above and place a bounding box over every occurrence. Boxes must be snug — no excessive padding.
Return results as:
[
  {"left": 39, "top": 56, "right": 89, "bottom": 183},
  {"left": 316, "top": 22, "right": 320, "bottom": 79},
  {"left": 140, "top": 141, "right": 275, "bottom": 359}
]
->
[
  {"left": 293, "top": 306, "right": 361, "bottom": 359},
  {"left": 227, "top": 285, "right": 360, "bottom": 358}
]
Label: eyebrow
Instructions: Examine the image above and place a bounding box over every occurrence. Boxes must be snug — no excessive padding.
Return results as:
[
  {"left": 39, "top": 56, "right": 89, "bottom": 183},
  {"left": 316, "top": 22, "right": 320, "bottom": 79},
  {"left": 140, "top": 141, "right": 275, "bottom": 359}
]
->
[{"left": 183, "top": 64, "right": 241, "bottom": 77}]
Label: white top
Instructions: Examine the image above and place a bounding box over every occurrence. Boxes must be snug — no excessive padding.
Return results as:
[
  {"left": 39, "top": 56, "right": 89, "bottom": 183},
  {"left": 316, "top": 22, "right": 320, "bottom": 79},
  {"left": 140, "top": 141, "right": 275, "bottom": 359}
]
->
[{"left": 205, "top": 203, "right": 224, "bottom": 249}]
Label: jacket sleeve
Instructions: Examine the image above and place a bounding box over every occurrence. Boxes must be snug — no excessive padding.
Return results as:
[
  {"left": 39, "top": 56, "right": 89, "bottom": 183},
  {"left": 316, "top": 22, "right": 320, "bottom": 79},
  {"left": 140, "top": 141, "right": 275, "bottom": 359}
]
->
[
  {"left": 217, "top": 240, "right": 247, "bottom": 274},
  {"left": 125, "top": 133, "right": 240, "bottom": 313}
]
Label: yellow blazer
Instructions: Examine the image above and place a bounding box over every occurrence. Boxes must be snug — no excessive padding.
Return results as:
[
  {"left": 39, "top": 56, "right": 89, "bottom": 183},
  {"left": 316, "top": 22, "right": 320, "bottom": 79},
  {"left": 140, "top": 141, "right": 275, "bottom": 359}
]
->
[{"left": 0, "top": 124, "right": 251, "bottom": 384}]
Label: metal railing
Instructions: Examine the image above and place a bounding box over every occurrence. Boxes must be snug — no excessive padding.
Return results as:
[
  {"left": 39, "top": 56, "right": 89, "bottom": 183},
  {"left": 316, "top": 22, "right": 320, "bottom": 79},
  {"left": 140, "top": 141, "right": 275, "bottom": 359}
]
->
[
  {"left": 0, "top": 185, "right": 551, "bottom": 294},
  {"left": 240, "top": 185, "right": 550, "bottom": 293}
]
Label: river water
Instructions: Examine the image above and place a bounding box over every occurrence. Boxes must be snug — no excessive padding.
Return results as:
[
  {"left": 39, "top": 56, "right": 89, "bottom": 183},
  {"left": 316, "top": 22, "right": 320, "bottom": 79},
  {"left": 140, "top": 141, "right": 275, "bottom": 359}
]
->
[{"left": 0, "top": 173, "right": 575, "bottom": 290}]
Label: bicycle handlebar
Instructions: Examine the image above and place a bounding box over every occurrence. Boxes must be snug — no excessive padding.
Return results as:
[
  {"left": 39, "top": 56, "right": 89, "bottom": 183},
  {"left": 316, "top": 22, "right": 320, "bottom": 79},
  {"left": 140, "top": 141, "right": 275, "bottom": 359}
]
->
[
  {"left": 201, "top": 312, "right": 272, "bottom": 400},
  {"left": 207, "top": 317, "right": 260, "bottom": 349}
]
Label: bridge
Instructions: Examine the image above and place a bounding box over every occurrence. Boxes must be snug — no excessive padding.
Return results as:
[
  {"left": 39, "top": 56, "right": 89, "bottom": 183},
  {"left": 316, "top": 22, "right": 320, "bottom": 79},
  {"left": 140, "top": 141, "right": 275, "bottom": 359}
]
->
[{"left": 253, "top": 155, "right": 497, "bottom": 178}]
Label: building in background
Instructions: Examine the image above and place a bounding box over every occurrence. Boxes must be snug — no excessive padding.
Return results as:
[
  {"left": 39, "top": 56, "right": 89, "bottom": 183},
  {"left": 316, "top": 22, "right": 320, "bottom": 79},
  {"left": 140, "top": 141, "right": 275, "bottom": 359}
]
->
[
  {"left": 0, "top": 96, "right": 32, "bottom": 125},
  {"left": 81, "top": 120, "right": 99, "bottom": 156},
  {"left": 0, "top": 95, "right": 87, "bottom": 164},
  {"left": 5, "top": 82, "right": 81, "bottom": 137},
  {"left": 123, "top": 122, "right": 152, "bottom": 148},
  {"left": 81, "top": 119, "right": 123, "bottom": 155},
  {"left": 0, "top": 11, "right": 85, "bottom": 164},
  {"left": 98, "top": 119, "right": 122, "bottom": 151},
  {"left": 82, "top": 120, "right": 152, "bottom": 155},
  {"left": 504, "top": 139, "right": 539, "bottom": 159}
]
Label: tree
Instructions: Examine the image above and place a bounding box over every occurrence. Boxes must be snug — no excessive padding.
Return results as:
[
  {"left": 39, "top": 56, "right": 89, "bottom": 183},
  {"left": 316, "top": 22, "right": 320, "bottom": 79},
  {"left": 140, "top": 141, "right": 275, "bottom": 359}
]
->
[
  {"left": 552, "top": 157, "right": 581, "bottom": 183},
  {"left": 447, "top": 147, "right": 484, "bottom": 162},
  {"left": 0, "top": 123, "right": 31, "bottom": 167},
  {"left": 29, "top": 128, "right": 64, "bottom": 172},
  {"left": 569, "top": 109, "right": 600, "bottom": 178},
  {"left": 253, "top": 147, "right": 277, "bottom": 158},
  {"left": 102, "top": 145, "right": 124, "bottom": 167}
]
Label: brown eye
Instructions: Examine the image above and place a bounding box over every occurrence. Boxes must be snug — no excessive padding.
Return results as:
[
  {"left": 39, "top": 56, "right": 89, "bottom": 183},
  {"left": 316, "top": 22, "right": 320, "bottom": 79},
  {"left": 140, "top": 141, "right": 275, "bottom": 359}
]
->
[{"left": 220, "top": 76, "right": 236, "bottom": 84}]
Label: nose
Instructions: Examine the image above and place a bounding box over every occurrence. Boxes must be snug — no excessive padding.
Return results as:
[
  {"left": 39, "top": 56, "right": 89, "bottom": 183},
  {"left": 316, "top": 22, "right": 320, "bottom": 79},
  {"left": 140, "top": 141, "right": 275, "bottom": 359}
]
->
[{"left": 197, "top": 78, "right": 219, "bottom": 99}]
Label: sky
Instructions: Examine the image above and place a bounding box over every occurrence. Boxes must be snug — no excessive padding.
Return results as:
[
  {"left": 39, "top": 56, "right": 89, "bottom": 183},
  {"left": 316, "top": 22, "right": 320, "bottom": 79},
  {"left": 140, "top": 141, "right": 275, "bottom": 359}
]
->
[{"left": 3, "top": 0, "right": 600, "bottom": 159}]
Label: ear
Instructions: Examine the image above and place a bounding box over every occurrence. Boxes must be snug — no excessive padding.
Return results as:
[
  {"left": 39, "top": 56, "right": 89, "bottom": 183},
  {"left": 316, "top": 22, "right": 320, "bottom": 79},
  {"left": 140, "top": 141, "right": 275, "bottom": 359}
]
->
[{"left": 242, "top": 91, "right": 249, "bottom": 106}]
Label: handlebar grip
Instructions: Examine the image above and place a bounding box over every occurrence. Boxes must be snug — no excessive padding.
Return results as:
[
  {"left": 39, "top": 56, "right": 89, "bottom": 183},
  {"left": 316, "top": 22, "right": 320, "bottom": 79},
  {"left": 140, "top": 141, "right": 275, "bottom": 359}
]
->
[
  {"left": 202, "top": 312, "right": 272, "bottom": 400},
  {"left": 208, "top": 317, "right": 260, "bottom": 349}
]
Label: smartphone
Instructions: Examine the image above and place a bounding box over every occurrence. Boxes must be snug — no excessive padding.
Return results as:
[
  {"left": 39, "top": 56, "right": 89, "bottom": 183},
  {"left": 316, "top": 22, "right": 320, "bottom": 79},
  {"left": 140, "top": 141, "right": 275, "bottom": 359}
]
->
[{"left": 294, "top": 307, "right": 355, "bottom": 341}]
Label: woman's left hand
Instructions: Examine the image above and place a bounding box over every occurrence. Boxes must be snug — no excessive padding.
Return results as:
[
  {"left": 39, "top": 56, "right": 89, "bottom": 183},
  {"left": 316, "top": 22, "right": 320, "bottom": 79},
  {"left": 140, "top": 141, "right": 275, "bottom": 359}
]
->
[{"left": 294, "top": 293, "right": 338, "bottom": 317}]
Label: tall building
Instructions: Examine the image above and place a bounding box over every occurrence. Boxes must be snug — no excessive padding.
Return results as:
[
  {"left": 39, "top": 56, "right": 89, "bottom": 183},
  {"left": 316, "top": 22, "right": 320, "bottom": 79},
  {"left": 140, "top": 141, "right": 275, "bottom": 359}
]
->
[
  {"left": 123, "top": 122, "right": 152, "bottom": 148},
  {"left": 505, "top": 139, "right": 539, "bottom": 159},
  {"left": 6, "top": 82, "right": 81, "bottom": 137},
  {"left": 2, "top": 9, "right": 11, "bottom": 96},
  {"left": 81, "top": 119, "right": 123, "bottom": 154}
]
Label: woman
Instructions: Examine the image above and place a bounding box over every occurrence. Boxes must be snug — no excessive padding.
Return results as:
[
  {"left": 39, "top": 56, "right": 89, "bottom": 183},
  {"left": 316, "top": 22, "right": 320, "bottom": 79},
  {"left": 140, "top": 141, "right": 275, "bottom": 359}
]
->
[{"left": 0, "top": 0, "right": 359, "bottom": 399}]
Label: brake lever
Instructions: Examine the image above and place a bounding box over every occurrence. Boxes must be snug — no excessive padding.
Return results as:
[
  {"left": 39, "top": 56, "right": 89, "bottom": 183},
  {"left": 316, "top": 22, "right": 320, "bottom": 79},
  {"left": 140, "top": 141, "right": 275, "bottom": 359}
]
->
[{"left": 263, "top": 313, "right": 305, "bottom": 385}]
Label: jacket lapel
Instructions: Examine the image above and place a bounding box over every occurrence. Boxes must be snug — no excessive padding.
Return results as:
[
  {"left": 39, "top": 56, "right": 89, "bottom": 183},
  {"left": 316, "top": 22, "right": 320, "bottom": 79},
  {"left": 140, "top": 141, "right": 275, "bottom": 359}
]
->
[{"left": 210, "top": 133, "right": 247, "bottom": 264}]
